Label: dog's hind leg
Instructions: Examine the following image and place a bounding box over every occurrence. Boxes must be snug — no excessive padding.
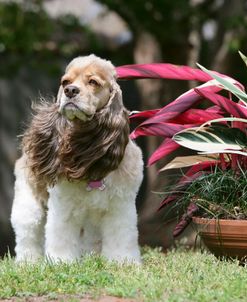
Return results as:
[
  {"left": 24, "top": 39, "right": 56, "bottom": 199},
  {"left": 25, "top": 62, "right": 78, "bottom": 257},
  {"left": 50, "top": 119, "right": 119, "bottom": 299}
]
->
[{"left": 11, "top": 156, "right": 47, "bottom": 261}]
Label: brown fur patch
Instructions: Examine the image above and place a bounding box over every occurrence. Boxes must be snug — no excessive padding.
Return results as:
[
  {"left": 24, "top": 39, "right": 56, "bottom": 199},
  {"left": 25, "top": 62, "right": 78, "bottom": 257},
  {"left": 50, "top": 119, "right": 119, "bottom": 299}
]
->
[
  {"left": 63, "top": 64, "right": 112, "bottom": 89},
  {"left": 22, "top": 94, "right": 129, "bottom": 187}
]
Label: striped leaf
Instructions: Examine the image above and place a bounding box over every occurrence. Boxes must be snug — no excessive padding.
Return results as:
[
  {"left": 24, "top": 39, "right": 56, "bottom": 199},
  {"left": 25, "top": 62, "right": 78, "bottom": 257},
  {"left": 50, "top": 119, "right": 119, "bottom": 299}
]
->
[
  {"left": 173, "top": 125, "right": 247, "bottom": 153},
  {"left": 160, "top": 155, "right": 220, "bottom": 171},
  {"left": 197, "top": 63, "right": 247, "bottom": 104},
  {"left": 199, "top": 150, "right": 247, "bottom": 156}
]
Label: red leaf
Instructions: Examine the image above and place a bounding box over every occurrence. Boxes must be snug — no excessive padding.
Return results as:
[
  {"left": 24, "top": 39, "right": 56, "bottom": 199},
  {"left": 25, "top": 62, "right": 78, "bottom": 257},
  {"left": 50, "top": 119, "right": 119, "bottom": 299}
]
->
[
  {"left": 147, "top": 138, "right": 180, "bottom": 166},
  {"left": 116, "top": 63, "right": 212, "bottom": 81},
  {"left": 130, "top": 99, "right": 224, "bottom": 140},
  {"left": 139, "top": 82, "right": 222, "bottom": 127},
  {"left": 130, "top": 81, "right": 226, "bottom": 141},
  {"left": 205, "top": 105, "right": 225, "bottom": 115},
  {"left": 129, "top": 109, "right": 160, "bottom": 122},
  {"left": 157, "top": 195, "right": 178, "bottom": 210},
  {"left": 173, "top": 203, "right": 199, "bottom": 237},
  {"left": 178, "top": 160, "right": 220, "bottom": 184},
  {"left": 169, "top": 108, "right": 223, "bottom": 124},
  {"left": 219, "top": 154, "right": 227, "bottom": 170},
  {"left": 195, "top": 88, "right": 247, "bottom": 118},
  {"left": 131, "top": 122, "right": 197, "bottom": 139}
]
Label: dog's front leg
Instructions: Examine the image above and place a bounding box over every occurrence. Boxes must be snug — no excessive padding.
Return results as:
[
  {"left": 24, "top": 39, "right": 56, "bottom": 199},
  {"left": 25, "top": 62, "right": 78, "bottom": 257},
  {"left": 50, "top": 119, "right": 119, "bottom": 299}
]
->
[
  {"left": 45, "top": 183, "right": 83, "bottom": 262},
  {"left": 101, "top": 193, "right": 141, "bottom": 264},
  {"left": 11, "top": 157, "right": 46, "bottom": 262}
]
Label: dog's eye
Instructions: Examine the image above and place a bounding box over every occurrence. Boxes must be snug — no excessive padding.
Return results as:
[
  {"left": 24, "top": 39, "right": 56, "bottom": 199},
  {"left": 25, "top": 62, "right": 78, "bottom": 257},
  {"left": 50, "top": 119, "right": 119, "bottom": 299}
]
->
[
  {"left": 88, "top": 79, "right": 100, "bottom": 87},
  {"left": 61, "top": 79, "right": 70, "bottom": 87}
]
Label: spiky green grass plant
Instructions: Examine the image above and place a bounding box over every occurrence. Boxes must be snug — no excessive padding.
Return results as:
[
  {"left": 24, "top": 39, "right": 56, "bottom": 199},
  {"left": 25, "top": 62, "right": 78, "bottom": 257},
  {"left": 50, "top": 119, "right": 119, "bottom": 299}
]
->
[
  {"left": 181, "top": 168, "right": 247, "bottom": 219},
  {"left": 0, "top": 248, "right": 247, "bottom": 302}
]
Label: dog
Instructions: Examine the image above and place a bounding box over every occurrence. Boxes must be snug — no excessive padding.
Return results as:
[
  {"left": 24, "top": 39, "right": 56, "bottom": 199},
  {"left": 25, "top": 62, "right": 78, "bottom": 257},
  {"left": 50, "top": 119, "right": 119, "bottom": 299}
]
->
[{"left": 11, "top": 55, "right": 143, "bottom": 263}]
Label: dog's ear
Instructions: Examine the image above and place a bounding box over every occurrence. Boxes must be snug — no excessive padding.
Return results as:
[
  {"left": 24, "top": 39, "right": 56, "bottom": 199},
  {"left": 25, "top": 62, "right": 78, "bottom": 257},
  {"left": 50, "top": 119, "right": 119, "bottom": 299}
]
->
[
  {"left": 108, "top": 81, "right": 125, "bottom": 112},
  {"left": 56, "top": 85, "right": 63, "bottom": 104},
  {"left": 81, "top": 79, "right": 130, "bottom": 181}
]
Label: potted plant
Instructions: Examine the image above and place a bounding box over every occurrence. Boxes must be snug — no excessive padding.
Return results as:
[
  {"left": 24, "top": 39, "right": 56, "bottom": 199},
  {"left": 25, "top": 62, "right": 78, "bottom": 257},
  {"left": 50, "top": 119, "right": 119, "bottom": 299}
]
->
[
  {"left": 176, "top": 168, "right": 247, "bottom": 261},
  {"left": 171, "top": 114, "right": 247, "bottom": 260},
  {"left": 116, "top": 52, "right": 247, "bottom": 261}
]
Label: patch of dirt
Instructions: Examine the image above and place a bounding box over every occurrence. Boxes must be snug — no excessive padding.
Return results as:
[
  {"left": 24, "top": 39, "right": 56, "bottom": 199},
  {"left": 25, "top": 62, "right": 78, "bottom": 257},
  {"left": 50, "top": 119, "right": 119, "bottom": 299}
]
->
[{"left": 0, "top": 295, "right": 140, "bottom": 302}]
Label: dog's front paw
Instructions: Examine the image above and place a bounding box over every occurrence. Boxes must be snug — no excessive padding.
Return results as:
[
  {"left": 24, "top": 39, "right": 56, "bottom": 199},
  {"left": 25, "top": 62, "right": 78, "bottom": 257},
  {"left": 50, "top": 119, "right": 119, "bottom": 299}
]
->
[{"left": 15, "top": 250, "right": 43, "bottom": 263}]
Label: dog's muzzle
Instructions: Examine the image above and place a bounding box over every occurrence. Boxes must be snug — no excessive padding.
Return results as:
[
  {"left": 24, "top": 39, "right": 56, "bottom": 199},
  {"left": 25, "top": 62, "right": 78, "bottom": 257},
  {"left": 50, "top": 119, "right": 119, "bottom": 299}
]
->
[{"left": 60, "top": 102, "right": 93, "bottom": 121}]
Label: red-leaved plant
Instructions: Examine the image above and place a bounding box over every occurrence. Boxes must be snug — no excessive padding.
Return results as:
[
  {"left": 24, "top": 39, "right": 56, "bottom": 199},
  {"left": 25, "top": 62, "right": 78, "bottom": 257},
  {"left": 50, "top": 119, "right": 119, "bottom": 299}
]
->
[{"left": 116, "top": 52, "right": 247, "bottom": 236}]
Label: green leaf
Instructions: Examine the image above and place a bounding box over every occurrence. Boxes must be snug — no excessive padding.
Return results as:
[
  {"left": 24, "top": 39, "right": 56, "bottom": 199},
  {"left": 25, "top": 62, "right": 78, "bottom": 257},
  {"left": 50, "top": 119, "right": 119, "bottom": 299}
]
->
[
  {"left": 239, "top": 50, "right": 247, "bottom": 68},
  {"left": 173, "top": 125, "right": 247, "bottom": 153},
  {"left": 197, "top": 63, "right": 247, "bottom": 104}
]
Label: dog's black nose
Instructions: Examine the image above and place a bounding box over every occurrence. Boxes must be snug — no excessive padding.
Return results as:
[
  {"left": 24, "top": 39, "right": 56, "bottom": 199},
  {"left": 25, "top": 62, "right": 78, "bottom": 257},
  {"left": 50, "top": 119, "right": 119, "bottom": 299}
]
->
[{"left": 64, "top": 85, "right": 80, "bottom": 98}]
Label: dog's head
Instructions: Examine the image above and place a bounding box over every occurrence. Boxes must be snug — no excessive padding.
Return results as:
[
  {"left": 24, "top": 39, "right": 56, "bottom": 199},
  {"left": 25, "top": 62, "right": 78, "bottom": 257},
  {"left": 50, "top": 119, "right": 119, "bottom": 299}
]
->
[
  {"left": 57, "top": 54, "right": 120, "bottom": 121},
  {"left": 23, "top": 55, "right": 129, "bottom": 185}
]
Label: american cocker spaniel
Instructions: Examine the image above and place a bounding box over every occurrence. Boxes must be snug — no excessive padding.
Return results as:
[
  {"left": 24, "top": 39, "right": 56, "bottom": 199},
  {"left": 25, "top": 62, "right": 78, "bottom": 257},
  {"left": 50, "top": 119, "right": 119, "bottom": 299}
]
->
[{"left": 11, "top": 55, "right": 143, "bottom": 263}]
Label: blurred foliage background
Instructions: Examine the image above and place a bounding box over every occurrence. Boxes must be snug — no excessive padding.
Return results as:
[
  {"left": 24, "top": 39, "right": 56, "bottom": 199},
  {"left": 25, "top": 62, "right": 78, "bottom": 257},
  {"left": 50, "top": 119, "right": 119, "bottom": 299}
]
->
[{"left": 1, "top": 0, "right": 247, "bottom": 256}]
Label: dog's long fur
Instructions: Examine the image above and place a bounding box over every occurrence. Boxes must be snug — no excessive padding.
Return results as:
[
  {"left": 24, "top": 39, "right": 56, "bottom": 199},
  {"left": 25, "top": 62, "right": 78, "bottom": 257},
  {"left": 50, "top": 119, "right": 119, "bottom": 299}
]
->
[
  {"left": 11, "top": 55, "right": 143, "bottom": 263},
  {"left": 23, "top": 96, "right": 129, "bottom": 185}
]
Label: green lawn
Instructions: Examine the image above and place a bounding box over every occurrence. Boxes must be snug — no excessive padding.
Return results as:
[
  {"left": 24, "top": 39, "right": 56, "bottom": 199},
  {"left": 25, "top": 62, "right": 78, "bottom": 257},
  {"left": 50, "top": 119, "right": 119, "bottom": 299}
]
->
[{"left": 0, "top": 248, "right": 246, "bottom": 302}]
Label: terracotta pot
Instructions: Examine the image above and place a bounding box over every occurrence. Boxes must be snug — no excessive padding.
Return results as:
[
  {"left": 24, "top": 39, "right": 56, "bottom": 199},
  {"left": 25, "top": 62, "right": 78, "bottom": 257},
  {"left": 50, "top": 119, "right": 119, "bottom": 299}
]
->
[{"left": 192, "top": 217, "right": 247, "bottom": 261}]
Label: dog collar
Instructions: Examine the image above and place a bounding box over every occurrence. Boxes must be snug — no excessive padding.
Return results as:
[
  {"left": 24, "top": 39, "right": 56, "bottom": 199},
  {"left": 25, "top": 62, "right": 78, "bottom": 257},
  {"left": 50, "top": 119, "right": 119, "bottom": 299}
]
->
[{"left": 86, "top": 179, "right": 106, "bottom": 191}]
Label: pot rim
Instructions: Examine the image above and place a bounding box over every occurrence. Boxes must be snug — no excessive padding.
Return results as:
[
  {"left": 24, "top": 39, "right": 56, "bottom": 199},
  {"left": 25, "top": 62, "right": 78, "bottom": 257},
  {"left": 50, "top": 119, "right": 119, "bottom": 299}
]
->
[{"left": 192, "top": 216, "right": 247, "bottom": 225}]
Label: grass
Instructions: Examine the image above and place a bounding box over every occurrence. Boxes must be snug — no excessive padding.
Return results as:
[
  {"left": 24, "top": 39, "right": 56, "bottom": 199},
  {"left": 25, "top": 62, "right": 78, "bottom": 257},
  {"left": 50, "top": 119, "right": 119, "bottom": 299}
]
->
[{"left": 0, "top": 248, "right": 246, "bottom": 302}]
